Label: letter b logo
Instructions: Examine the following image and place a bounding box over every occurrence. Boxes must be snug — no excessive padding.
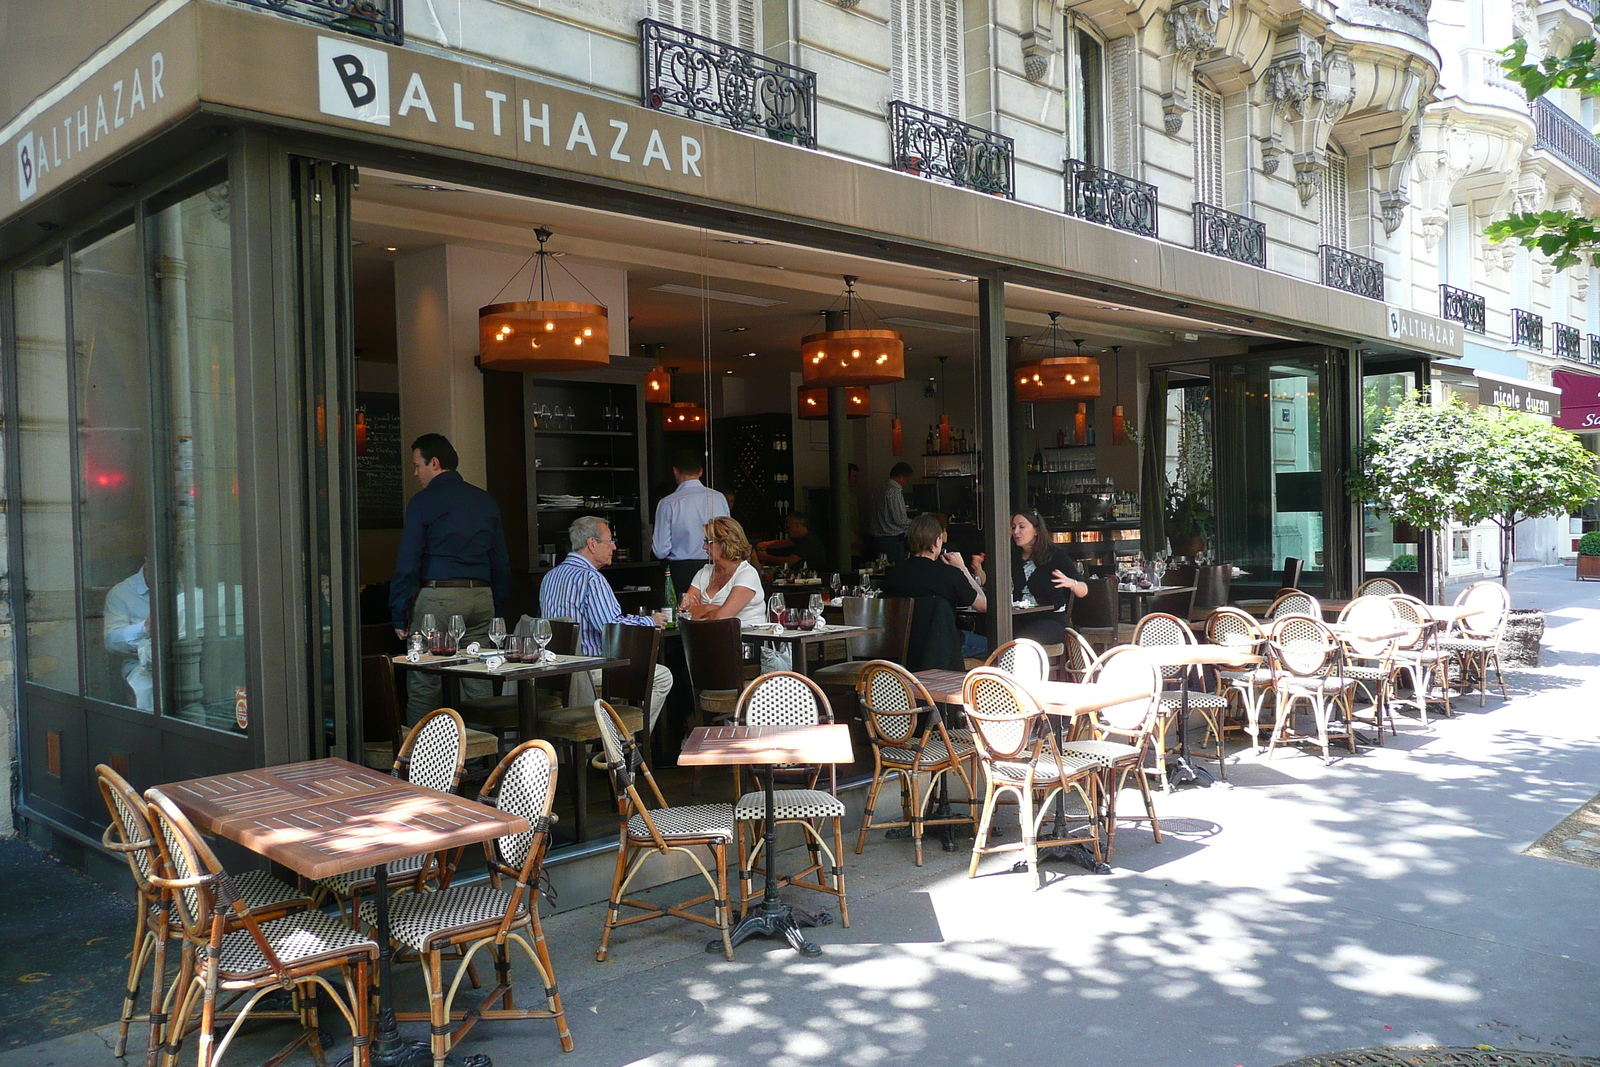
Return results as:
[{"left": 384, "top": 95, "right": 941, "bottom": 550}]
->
[{"left": 317, "top": 38, "right": 389, "bottom": 126}]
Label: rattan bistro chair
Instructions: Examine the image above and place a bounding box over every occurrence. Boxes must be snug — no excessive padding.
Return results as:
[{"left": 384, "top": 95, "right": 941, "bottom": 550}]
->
[
  {"left": 1203, "top": 608, "right": 1275, "bottom": 750},
  {"left": 1060, "top": 629, "right": 1098, "bottom": 683},
  {"left": 593, "top": 700, "right": 735, "bottom": 961},
  {"left": 732, "top": 672, "right": 850, "bottom": 926},
  {"left": 1267, "top": 590, "right": 1321, "bottom": 620},
  {"left": 853, "top": 660, "right": 977, "bottom": 866},
  {"left": 314, "top": 707, "right": 470, "bottom": 926},
  {"left": 1266, "top": 615, "right": 1358, "bottom": 764},
  {"left": 1336, "top": 595, "right": 1405, "bottom": 742},
  {"left": 985, "top": 638, "right": 1051, "bottom": 682},
  {"left": 1356, "top": 577, "right": 1404, "bottom": 597},
  {"left": 144, "top": 789, "right": 377, "bottom": 1067},
  {"left": 358, "top": 740, "right": 573, "bottom": 1062},
  {"left": 1060, "top": 646, "right": 1164, "bottom": 862},
  {"left": 1389, "top": 595, "right": 1454, "bottom": 723},
  {"left": 96, "top": 766, "right": 311, "bottom": 1067},
  {"left": 1132, "top": 612, "right": 1232, "bottom": 784},
  {"left": 962, "top": 668, "right": 1103, "bottom": 889},
  {"left": 1439, "top": 581, "right": 1512, "bottom": 705}
]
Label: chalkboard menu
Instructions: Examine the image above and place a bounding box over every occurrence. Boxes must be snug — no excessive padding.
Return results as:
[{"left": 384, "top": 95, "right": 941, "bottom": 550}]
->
[{"left": 355, "top": 392, "right": 403, "bottom": 528}]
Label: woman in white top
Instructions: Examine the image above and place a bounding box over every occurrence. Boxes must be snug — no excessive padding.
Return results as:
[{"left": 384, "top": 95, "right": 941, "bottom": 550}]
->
[{"left": 681, "top": 515, "right": 768, "bottom": 629}]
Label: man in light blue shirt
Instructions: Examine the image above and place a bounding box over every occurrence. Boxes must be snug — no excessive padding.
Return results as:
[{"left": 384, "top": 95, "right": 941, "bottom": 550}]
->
[
  {"left": 104, "top": 564, "right": 153, "bottom": 710},
  {"left": 651, "top": 449, "right": 729, "bottom": 595}
]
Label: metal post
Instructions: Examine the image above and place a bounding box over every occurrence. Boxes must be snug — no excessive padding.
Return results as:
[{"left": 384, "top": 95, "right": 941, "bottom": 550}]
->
[
  {"left": 979, "top": 277, "right": 1013, "bottom": 648},
  {"left": 824, "top": 310, "right": 851, "bottom": 573},
  {"left": 1008, "top": 335, "right": 1029, "bottom": 510}
]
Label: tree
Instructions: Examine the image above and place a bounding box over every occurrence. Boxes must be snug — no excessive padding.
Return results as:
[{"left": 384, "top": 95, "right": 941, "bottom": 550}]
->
[
  {"left": 1489, "top": 40, "right": 1600, "bottom": 265},
  {"left": 1479, "top": 410, "right": 1600, "bottom": 584},
  {"left": 1347, "top": 394, "right": 1499, "bottom": 595}
]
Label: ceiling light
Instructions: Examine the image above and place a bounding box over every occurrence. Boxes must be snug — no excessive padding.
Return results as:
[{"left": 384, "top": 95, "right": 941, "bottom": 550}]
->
[
  {"left": 1096, "top": 305, "right": 1119, "bottom": 310},
  {"left": 385, "top": 246, "right": 398, "bottom": 252},
  {"left": 797, "top": 385, "right": 871, "bottom": 420},
  {"left": 477, "top": 226, "right": 609, "bottom": 373},
  {"left": 649, "top": 283, "right": 784, "bottom": 307},
  {"left": 740, "top": 352, "right": 758, "bottom": 358},
  {"left": 800, "top": 275, "right": 905, "bottom": 389},
  {"left": 1013, "top": 315, "right": 1101, "bottom": 402},
  {"left": 721, "top": 326, "right": 749, "bottom": 333},
  {"left": 716, "top": 239, "right": 767, "bottom": 245},
  {"left": 398, "top": 183, "right": 457, "bottom": 192}
]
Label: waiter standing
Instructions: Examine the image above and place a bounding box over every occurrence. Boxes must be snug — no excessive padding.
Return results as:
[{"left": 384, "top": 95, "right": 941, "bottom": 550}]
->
[
  {"left": 866, "top": 461, "right": 914, "bottom": 563},
  {"left": 390, "top": 433, "right": 510, "bottom": 723},
  {"left": 652, "top": 449, "right": 729, "bottom": 595}
]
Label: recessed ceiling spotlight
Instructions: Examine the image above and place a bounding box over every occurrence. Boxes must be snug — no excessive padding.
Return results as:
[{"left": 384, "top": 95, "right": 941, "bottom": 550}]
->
[
  {"left": 739, "top": 351, "right": 758, "bottom": 358},
  {"left": 722, "top": 326, "right": 749, "bottom": 333},
  {"left": 759, "top": 264, "right": 788, "bottom": 271},
  {"left": 1096, "top": 305, "right": 1119, "bottom": 310},
  {"left": 725, "top": 369, "right": 734, "bottom": 375},
  {"left": 398, "top": 183, "right": 456, "bottom": 192},
  {"left": 384, "top": 246, "right": 398, "bottom": 252},
  {"left": 717, "top": 238, "right": 767, "bottom": 245}
]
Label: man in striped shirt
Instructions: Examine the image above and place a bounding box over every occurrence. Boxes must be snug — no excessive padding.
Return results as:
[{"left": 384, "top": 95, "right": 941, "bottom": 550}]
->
[{"left": 540, "top": 515, "right": 673, "bottom": 728}]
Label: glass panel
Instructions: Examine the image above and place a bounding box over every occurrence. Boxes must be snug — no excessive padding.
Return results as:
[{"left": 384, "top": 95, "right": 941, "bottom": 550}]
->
[
  {"left": 15, "top": 256, "right": 80, "bottom": 693},
  {"left": 1072, "top": 31, "right": 1104, "bottom": 165},
  {"left": 1269, "top": 361, "right": 1323, "bottom": 573},
  {"left": 75, "top": 221, "right": 155, "bottom": 710},
  {"left": 148, "top": 180, "right": 246, "bottom": 732},
  {"left": 1360, "top": 369, "right": 1416, "bottom": 575}
]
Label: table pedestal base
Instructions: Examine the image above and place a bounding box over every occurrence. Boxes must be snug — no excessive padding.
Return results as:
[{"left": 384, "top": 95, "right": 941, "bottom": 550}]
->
[
  {"left": 363, "top": 1030, "right": 489, "bottom": 1067},
  {"left": 1036, "top": 842, "right": 1111, "bottom": 875},
  {"left": 1166, "top": 755, "right": 1214, "bottom": 788},
  {"left": 709, "top": 901, "right": 831, "bottom": 958}
]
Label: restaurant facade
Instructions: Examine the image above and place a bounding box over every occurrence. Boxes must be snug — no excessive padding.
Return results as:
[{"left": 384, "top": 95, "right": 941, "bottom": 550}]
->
[{"left": 0, "top": 0, "right": 1477, "bottom": 893}]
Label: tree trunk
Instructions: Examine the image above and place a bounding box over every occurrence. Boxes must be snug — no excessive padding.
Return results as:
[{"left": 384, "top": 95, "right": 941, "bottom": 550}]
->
[{"left": 1499, "top": 511, "right": 1515, "bottom": 587}]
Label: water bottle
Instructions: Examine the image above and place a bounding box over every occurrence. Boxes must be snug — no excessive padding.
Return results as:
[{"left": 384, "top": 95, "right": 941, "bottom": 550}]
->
[{"left": 662, "top": 568, "right": 678, "bottom": 629}]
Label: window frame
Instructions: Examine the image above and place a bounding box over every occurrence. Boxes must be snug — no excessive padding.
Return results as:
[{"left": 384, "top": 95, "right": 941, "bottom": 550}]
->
[
  {"left": 891, "top": 0, "right": 965, "bottom": 119},
  {"left": 1193, "top": 81, "right": 1225, "bottom": 209},
  {"left": 1066, "top": 22, "right": 1108, "bottom": 166}
]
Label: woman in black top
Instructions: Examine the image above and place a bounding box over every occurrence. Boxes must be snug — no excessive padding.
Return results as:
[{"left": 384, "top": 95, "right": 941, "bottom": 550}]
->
[{"left": 1010, "top": 510, "right": 1087, "bottom": 644}]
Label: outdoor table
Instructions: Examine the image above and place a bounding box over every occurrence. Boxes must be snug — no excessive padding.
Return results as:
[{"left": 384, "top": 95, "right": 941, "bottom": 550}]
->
[
  {"left": 1118, "top": 585, "right": 1197, "bottom": 622},
  {"left": 155, "top": 757, "right": 526, "bottom": 1067},
  {"left": 678, "top": 724, "right": 853, "bottom": 957},
  {"left": 1138, "top": 644, "right": 1263, "bottom": 787},
  {"left": 738, "top": 623, "right": 880, "bottom": 675},
  {"left": 393, "top": 651, "right": 623, "bottom": 742}
]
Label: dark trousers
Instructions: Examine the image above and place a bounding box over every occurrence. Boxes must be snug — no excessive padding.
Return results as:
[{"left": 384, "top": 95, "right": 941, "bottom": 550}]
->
[{"left": 666, "top": 559, "right": 707, "bottom": 605}]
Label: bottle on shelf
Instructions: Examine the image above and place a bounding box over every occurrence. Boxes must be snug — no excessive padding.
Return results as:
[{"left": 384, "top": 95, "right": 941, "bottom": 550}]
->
[
  {"left": 1031, "top": 445, "right": 1044, "bottom": 472},
  {"left": 661, "top": 568, "right": 678, "bottom": 629}
]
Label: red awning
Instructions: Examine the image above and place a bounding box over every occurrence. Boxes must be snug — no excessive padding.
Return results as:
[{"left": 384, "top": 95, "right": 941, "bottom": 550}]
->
[{"left": 1554, "top": 369, "right": 1600, "bottom": 432}]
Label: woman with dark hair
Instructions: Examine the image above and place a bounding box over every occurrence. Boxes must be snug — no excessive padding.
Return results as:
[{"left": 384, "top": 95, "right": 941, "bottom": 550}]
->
[{"left": 1010, "top": 510, "right": 1087, "bottom": 644}]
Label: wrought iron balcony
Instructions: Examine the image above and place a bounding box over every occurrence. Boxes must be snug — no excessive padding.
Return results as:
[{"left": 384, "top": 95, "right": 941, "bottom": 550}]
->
[
  {"left": 235, "top": 0, "right": 402, "bottom": 42},
  {"left": 639, "top": 19, "right": 817, "bottom": 148},
  {"left": 1439, "top": 284, "right": 1486, "bottom": 334},
  {"left": 1513, "top": 309, "right": 1544, "bottom": 350},
  {"left": 1590, "top": 333, "right": 1600, "bottom": 364},
  {"left": 1533, "top": 98, "right": 1600, "bottom": 189},
  {"left": 1192, "top": 202, "right": 1266, "bottom": 268},
  {"left": 1320, "top": 245, "right": 1384, "bottom": 301},
  {"left": 888, "top": 101, "right": 1015, "bottom": 198},
  {"left": 1555, "top": 322, "right": 1582, "bottom": 360},
  {"left": 1064, "top": 160, "right": 1158, "bottom": 238}
]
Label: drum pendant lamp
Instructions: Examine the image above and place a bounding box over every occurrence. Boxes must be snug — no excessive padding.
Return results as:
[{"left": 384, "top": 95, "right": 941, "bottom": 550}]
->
[
  {"left": 799, "top": 275, "right": 905, "bottom": 388},
  {"left": 478, "top": 226, "right": 610, "bottom": 372},
  {"left": 1013, "top": 313, "right": 1101, "bottom": 402}
]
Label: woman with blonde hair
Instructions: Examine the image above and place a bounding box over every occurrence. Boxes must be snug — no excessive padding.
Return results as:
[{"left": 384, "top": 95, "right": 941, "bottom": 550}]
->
[{"left": 681, "top": 515, "right": 768, "bottom": 630}]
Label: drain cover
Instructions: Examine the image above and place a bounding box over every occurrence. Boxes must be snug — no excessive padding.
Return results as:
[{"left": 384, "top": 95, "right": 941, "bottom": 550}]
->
[{"left": 1276, "top": 1049, "right": 1599, "bottom": 1067}]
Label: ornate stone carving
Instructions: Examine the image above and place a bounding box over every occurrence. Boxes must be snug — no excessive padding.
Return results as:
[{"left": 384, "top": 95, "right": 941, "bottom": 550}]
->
[
  {"left": 1481, "top": 234, "right": 1518, "bottom": 273},
  {"left": 1021, "top": 29, "right": 1053, "bottom": 82},
  {"left": 1576, "top": 270, "right": 1591, "bottom": 303},
  {"left": 1511, "top": 170, "right": 1548, "bottom": 215},
  {"left": 1263, "top": 30, "right": 1356, "bottom": 203},
  {"left": 1420, "top": 210, "right": 1448, "bottom": 251},
  {"left": 1161, "top": 0, "right": 1230, "bottom": 134},
  {"left": 1379, "top": 189, "right": 1411, "bottom": 236}
]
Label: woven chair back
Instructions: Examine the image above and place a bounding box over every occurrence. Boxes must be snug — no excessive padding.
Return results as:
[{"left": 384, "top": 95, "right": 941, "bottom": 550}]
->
[
  {"left": 593, "top": 699, "right": 640, "bottom": 800},
  {"left": 1133, "top": 612, "right": 1195, "bottom": 680},
  {"left": 986, "top": 638, "right": 1050, "bottom": 682},
  {"left": 1356, "top": 577, "right": 1403, "bottom": 597},
  {"left": 480, "top": 740, "right": 558, "bottom": 878},
  {"left": 398, "top": 707, "right": 468, "bottom": 795},
  {"left": 840, "top": 596, "right": 915, "bottom": 661},
  {"left": 1267, "top": 590, "right": 1320, "bottom": 620},
  {"left": 96, "top": 764, "right": 159, "bottom": 895},
  {"left": 1455, "top": 581, "right": 1510, "bottom": 637},
  {"left": 1388, "top": 595, "right": 1431, "bottom": 650},
  {"left": 737, "top": 671, "right": 832, "bottom": 727},
  {"left": 1204, "top": 606, "right": 1263, "bottom": 650},
  {"left": 1338, "top": 595, "right": 1401, "bottom": 658},
  {"left": 143, "top": 788, "right": 226, "bottom": 942},
  {"left": 1061, "top": 629, "right": 1098, "bottom": 682},
  {"left": 857, "top": 660, "right": 930, "bottom": 744},
  {"left": 601, "top": 622, "right": 662, "bottom": 707},
  {"left": 1268, "top": 615, "right": 1340, "bottom": 678},
  {"left": 1087, "top": 646, "right": 1162, "bottom": 735},
  {"left": 680, "top": 616, "right": 746, "bottom": 693},
  {"left": 961, "top": 667, "right": 1044, "bottom": 763}
]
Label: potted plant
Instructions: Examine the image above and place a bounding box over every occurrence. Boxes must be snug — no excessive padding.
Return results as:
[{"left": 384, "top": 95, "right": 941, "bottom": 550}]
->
[
  {"left": 1166, "top": 490, "right": 1211, "bottom": 558},
  {"left": 1578, "top": 531, "right": 1600, "bottom": 581},
  {"left": 1165, "top": 406, "right": 1213, "bottom": 558}
]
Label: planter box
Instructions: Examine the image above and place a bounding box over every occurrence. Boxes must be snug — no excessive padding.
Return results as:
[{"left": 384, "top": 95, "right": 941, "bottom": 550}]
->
[
  {"left": 1578, "top": 555, "right": 1600, "bottom": 581},
  {"left": 1501, "top": 609, "right": 1544, "bottom": 667}
]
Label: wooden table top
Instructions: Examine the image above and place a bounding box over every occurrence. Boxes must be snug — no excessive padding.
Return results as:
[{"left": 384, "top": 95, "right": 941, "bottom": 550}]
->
[
  {"left": 737, "top": 624, "right": 879, "bottom": 644},
  {"left": 1118, "top": 584, "right": 1196, "bottom": 598},
  {"left": 912, "top": 670, "right": 1152, "bottom": 717},
  {"left": 1136, "top": 644, "right": 1264, "bottom": 668},
  {"left": 154, "top": 758, "right": 527, "bottom": 882},
  {"left": 677, "top": 724, "right": 854, "bottom": 766},
  {"left": 957, "top": 602, "right": 1059, "bottom": 616},
  {"left": 392, "top": 652, "right": 622, "bottom": 678},
  {"left": 1320, "top": 600, "right": 1483, "bottom": 624}
]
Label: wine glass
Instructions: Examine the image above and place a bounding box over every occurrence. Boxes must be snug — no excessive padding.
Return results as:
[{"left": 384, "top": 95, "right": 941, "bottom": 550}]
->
[
  {"left": 447, "top": 614, "right": 466, "bottom": 656},
  {"left": 419, "top": 612, "right": 439, "bottom": 653},
  {"left": 767, "top": 594, "right": 785, "bottom": 624},
  {"left": 799, "top": 609, "right": 817, "bottom": 632},
  {"left": 808, "top": 593, "right": 824, "bottom": 617},
  {"left": 487, "top": 617, "right": 506, "bottom": 651},
  {"left": 531, "top": 618, "right": 553, "bottom": 663}
]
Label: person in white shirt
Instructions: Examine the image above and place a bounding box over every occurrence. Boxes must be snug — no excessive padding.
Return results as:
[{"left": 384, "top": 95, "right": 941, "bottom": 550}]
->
[
  {"left": 681, "top": 516, "right": 791, "bottom": 669},
  {"left": 104, "top": 564, "right": 153, "bottom": 710},
  {"left": 652, "top": 450, "right": 730, "bottom": 595}
]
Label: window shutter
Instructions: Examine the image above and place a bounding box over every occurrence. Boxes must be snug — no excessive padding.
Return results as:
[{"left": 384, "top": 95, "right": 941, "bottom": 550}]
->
[
  {"left": 651, "top": 0, "right": 756, "bottom": 50},
  {"left": 1320, "top": 153, "right": 1349, "bottom": 250},
  {"left": 1192, "top": 84, "right": 1224, "bottom": 208},
  {"left": 892, "top": 0, "right": 963, "bottom": 117}
]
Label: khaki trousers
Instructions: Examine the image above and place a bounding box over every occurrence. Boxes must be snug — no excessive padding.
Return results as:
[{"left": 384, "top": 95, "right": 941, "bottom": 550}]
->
[{"left": 406, "top": 586, "right": 494, "bottom": 724}]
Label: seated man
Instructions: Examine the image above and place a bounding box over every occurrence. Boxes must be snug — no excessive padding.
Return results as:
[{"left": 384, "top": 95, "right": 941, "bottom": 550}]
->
[
  {"left": 104, "top": 563, "right": 153, "bottom": 710},
  {"left": 540, "top": 515, "right": 673, "bottom": 729},
  {"left": 879, "top": 512, "right": 989, "bottom": 660},
  {"left": 756, "top": 511, "right": 828, "bottom": 572}
]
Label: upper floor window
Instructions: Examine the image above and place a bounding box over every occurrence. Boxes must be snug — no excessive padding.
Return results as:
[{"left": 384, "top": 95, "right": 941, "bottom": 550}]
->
[
  {"left": 650, "top": 0, "right": 757, "bottom": 50},
  {"left": 1320, "top": 150, "right": 1349, "bottom": 250},
  {"left": 1193, "top": 83, "right": 1224, "bottom": 208},
  {"left": 1068, "top": 28, "right": 1106, "bottom": 165},
  {"left": 892, "top": 0, "right": 963, "bottom": 118}
]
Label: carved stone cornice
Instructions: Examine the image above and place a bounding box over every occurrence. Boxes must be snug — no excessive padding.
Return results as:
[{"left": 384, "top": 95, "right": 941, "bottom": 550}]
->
[
  {"left": 1162, "top": 0, "right": 1230, "bottom": 133},
  {"left": 1262, "top": 30, "right": 1356, "bottom": 203}
]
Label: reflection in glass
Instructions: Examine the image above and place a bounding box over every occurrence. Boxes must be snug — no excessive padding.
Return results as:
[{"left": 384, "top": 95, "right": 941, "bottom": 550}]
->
[
  {"left": 1361, "top": 370, "right": 1417, "bottom": 574},
  {"left": 15, "top": 256, "right": 80, "bottom": 693},
  {"left": 75, "top": 222, "right": 155, "bottom": 709},
  {"left": 149, "top": 180, "right": 246, "bottom": 731}
]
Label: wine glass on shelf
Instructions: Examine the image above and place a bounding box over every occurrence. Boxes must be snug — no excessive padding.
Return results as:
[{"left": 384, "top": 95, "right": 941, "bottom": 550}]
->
[
  {"left": 487, "top": 617, "right": 506, "bottom": 651},
  {"left": 447, "top": 615, "right": 466, "bottom": 656}
]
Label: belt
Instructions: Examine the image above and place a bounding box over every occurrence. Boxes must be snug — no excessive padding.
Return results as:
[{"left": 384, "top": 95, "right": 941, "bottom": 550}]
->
[{"left": 422, "top": 579, "right": 490, "bottom": 589}]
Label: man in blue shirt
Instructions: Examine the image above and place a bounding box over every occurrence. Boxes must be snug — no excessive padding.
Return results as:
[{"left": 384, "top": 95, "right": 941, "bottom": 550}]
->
[
  {"left": 651, "top": 450, "right": 729, "bottom": 596},
  {"left": 104, "top": 563, "right": 153, "bottom": 710},
  {"left": 391, "top": 433, "right": 511, "bottom": 722}
]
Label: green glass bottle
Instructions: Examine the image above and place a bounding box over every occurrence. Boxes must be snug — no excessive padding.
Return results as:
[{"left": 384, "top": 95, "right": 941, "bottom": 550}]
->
[{"left": 662, "top": 567, "right": 678, "bottom": 628}]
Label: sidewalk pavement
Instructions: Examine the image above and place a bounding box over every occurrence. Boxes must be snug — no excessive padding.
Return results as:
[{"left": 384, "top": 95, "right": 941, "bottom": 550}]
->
[{"left": 5, "top": 566, "right": 1598, "bottom": 1067}]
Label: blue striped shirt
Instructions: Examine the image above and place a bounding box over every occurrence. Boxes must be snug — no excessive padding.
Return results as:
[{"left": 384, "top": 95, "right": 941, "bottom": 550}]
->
[{"left": 538, "top": 552, "right": 656, "bottom": 656}]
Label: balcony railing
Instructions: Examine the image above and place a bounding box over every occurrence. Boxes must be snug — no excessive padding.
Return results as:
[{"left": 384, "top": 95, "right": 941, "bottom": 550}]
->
[
  {"left": 1590, "top": 333, "right": 1600, "bottom": 364},
  {"left": 639, "top": 19, "right": 817, "bottom": 148},
  {"left": 888, "top": 101, "right": 1015, "bottom": 199},
  {"left": 1439, "top": 284, "right": 1487, "bottom": 334},
  {"left": 236, "top": 0, "right": 402, "bottom": 42},
  {"left": 1513, "top": 309, "right": 1544, "bottom": 350},
  {"left": 1555, "top": 322, "right": 1583, "bottom": 360},
  {"left": 1192, "top": 202, "right": 1267, "bottom": 268},
  {"left": 1533, "top": 98, "right": 1600, "bottom": 188},
  {"left": 1320, "top": 245, "right": 1384, "bottom": 300},
  {"left": 1064, "top": 160, "right": 1158, "bottom": 238}
]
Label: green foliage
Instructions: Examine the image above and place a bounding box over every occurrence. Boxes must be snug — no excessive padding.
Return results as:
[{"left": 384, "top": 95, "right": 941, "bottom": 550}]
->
[
  {"left": 1165, "top": 404, "right": 1213, "bottom": 542},
  {"left": 1481, "top": 411, "right": 1600, "bottom": 531},
  {"left": 1501, "top": 36, "right": 1600, "bottom": 100},
  {"left": 1347, "top": 394, "right": 1499, "bottom": 531},
  {"left": 1388, "top": 554, "right": 1419, "bottom": 572},
  {"left": 1579, "top": 531, "right": 1600, "bottom": 556}
]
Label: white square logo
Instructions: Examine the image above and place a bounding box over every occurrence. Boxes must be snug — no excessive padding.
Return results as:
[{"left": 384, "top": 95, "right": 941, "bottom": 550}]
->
[
  {"left": 17, "top": 132, "right": 37, "bottom": 202},
  {"left": 317, "top": 37, "right": 390, "bottom": 126}
]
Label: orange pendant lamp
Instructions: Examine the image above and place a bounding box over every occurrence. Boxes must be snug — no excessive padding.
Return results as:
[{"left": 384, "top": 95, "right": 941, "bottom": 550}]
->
[
  {"left": 1013, "top": 313, "right": 1101, "bottom": 403},
  {"left": 797, "top": 385, "right": 871, "bottom": 420},
  {"left": 800, "top": 275, "right": 905, "bottom": 388},
  {"left": 479, "top": 226, "right": 610, "bottom": 372},
  {"left": 644, "top": 366, "right": 672, "bottom": 405},
  {"left": 662, "top": 401, "right": 708, "bottom": 432}
]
